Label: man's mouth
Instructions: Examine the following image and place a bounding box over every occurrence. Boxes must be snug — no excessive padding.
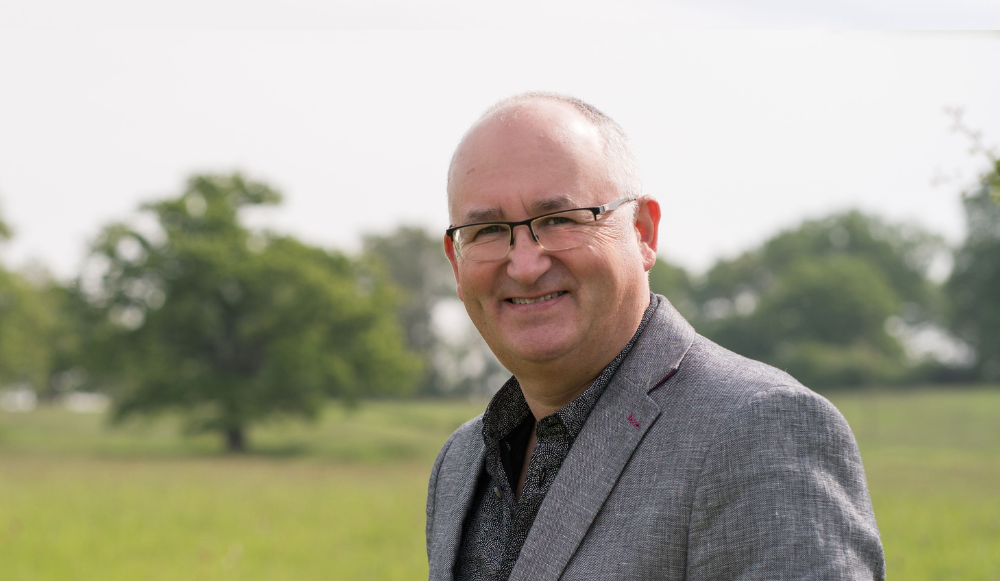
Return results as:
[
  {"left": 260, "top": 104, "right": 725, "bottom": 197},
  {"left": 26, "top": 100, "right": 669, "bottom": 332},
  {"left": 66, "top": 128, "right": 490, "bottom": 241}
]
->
[{"left": 509, "top": 291, "right": 566, "bottom": 305}]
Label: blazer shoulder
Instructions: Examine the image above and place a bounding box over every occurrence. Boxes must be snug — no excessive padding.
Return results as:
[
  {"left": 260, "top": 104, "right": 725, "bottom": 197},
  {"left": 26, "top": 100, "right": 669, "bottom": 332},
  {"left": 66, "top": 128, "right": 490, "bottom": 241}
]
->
[
  {"left": 647, "top": 333, "right": 862, "bottom": 480},
  {"left": 430, "top": 414, "right": 483, "bottom": 474},
  {"left": 657, "top": 333, "right": 816, "bottom": 406}
]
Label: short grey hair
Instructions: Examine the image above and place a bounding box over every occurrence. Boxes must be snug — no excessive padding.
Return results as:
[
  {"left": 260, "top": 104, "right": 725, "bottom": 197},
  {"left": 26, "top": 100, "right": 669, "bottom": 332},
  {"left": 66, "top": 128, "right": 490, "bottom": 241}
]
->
[{"left": 448, "top": 92, "right": 642, "bottom": 207}]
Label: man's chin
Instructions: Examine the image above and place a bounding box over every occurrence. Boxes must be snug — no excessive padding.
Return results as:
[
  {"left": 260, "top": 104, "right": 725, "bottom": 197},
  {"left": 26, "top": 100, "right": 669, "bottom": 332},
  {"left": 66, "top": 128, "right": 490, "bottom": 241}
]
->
[{"left": 495, "top": 334, "right": 578, "bottom": 367}]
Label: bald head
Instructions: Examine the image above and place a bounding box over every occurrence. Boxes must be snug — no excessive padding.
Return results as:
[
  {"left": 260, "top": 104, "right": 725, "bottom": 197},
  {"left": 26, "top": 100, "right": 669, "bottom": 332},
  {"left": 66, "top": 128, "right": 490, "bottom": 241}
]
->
[{"left": 447, "top": 93, "right": 641, "bottom": 223}]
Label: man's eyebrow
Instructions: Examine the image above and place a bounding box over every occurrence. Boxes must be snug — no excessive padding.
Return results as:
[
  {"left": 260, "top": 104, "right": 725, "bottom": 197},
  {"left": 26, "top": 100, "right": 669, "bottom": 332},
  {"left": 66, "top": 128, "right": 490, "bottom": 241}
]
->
[
  {"left": 531, "top": 195, "right": 575, "bottom": 215},
  {"left": 463, "top": 207, "right": 505, "bottom": 224},
  {"left": 461, "top": 195, "right": 577, "bottom": 224}
]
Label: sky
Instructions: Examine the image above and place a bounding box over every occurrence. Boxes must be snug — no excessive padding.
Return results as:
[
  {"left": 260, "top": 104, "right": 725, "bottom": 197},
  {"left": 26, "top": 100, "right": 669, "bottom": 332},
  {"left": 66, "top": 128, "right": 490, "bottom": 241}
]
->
[{"left": 1, "top": 5, "right": 999, "bottom": 281}]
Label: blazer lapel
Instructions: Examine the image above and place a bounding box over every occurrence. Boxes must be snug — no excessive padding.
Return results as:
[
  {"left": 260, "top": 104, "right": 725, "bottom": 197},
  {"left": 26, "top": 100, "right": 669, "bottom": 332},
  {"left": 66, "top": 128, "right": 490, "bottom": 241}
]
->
[
  {"left": 507, "top": 295, "right": 697, "bottom": 581},
  {"left": 428, "top": 427, "right": 486, "bottom": 581}
]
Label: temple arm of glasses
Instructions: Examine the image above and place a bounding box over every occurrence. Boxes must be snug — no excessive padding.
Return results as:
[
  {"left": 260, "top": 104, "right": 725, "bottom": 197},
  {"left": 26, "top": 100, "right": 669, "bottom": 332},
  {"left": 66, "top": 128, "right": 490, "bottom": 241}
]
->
[{"left": 597, "top": 197, "right": 635, "bottom": 214}]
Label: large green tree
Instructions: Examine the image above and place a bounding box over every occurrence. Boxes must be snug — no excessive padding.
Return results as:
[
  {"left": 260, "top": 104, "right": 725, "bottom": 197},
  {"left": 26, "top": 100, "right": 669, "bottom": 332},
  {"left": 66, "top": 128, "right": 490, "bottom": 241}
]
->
[
  {"left": 693, "top": 211, "right": 944, "bottom": 388},
  {"left": 698, "top": 210, "right": 943, "bottom": 317},
  {"left": 88, "top": 174, "right": 421, "bottom": 451},
  {"left": 947, "top": 159, "right": 1000, "bottom": 381}
]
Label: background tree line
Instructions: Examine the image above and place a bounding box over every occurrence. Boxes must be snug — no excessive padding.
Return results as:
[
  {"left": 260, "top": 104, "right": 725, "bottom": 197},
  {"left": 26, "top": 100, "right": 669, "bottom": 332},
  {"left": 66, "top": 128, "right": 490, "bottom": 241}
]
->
[{"left": 1, "top": 162, "right": 998, "bottom": 450}]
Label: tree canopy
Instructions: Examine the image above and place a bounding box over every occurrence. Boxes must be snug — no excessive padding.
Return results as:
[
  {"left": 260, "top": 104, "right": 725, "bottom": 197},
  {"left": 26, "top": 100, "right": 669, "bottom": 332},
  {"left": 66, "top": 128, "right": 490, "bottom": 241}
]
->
[
  {"left": 0, "top": 208, "right": 59, "bottom": 393},
  {"left": 651, "top": 211, "right": 946, "bottom": 389},
  {"left": 87, "top": 174, "right": 421, "bottom": 451},
  {"left": 0, "top": 268, "right": 56, "bottom": 390}
]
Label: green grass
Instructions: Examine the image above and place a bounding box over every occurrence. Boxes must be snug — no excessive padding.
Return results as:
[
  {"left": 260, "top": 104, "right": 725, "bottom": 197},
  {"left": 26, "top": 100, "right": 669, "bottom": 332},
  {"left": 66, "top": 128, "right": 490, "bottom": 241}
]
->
[
  {"left": 1, "top": 457, "right": 427, "bottom": 580},
  {"left": 1, "top": 390, "right": 999, "bottom": 580},
  {"left": 0, "top": 400, "right": 485, "bottom": 581},
  {"left": 830, "top": 388, "right": 1000, "bottom": 580}
]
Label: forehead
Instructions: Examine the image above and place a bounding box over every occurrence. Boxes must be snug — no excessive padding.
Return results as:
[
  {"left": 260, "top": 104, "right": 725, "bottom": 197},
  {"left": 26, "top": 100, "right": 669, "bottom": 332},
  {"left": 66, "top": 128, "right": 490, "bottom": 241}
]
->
[{"left": 448, "top": 101, "right": 612, "bottom": 224}]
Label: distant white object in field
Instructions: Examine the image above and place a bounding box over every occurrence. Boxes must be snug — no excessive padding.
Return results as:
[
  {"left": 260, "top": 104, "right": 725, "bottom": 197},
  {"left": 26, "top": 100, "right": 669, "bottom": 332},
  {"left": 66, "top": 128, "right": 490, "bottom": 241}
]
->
[
  {"left": 0, "top": 384, "right": 37, "bottom": 412},
  {"left": 64, "top": 392, "right": 111, "bottom": 414}
]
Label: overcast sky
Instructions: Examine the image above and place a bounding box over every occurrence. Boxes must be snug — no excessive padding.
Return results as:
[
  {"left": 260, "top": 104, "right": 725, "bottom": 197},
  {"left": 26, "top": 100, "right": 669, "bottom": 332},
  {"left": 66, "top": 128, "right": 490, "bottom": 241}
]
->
[{"left": 2, "top": 5, "right": 999, "bottom": 280}]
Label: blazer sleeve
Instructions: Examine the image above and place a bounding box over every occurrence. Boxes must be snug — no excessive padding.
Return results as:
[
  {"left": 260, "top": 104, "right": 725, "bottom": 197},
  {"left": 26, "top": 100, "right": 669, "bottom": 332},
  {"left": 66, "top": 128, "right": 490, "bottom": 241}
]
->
[{"left": 685, "top": 385, "right": 886, "bottom": 581}]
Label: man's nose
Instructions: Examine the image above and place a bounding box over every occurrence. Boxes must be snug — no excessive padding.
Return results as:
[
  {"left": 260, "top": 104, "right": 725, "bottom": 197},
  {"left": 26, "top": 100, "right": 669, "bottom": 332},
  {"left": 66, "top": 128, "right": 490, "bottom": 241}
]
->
[{"left": 506, "top": 224, "right": 551, "bottom": 285}]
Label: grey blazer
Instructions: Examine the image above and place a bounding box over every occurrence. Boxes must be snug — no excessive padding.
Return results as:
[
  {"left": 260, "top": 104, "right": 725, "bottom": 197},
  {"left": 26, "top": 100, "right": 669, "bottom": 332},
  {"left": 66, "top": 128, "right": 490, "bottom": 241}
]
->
[{"left": 426, "top": 295, "right": 885, "bottom": 580}]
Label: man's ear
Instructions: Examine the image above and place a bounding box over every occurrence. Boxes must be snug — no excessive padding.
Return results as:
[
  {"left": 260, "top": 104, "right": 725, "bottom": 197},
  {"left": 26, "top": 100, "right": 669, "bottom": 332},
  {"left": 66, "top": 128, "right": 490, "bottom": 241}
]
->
[
  {"left": 634, "top": 197, "right": 660, "bottom": 272},
  {"left": 443, "top": 234, "right": 464, "bottom": 302}
]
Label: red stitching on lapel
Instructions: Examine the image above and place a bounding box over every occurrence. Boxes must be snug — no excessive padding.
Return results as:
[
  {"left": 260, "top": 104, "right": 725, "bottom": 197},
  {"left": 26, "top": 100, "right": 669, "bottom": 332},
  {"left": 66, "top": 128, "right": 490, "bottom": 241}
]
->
[{"left": 647, "top": 367, "right": 678, "bottom": 394}]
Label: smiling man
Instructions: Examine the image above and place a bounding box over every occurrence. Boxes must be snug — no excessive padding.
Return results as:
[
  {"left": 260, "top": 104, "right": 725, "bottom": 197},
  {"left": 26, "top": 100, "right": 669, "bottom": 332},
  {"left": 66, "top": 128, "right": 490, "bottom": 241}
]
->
[{"left": 426, "top": 93, "right": 885, "bottom": 581}]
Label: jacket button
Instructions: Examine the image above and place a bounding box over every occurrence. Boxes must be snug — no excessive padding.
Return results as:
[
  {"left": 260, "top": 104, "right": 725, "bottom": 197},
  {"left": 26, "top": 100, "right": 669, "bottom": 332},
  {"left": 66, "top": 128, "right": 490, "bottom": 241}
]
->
[{"left": 494, "top": 487, "right": 502, "bottom": 499}]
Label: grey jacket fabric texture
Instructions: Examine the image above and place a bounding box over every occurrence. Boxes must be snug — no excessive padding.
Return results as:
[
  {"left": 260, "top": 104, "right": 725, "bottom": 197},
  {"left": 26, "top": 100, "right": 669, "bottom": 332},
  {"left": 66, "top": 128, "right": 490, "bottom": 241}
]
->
[{"left": 426, "top": 295, "right": 886, "bottom": 581}]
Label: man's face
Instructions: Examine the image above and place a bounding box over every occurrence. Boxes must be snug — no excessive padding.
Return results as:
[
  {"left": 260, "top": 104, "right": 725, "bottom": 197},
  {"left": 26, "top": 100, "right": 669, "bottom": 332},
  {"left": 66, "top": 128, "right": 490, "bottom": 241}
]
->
[{"left": 445, "top": 101, "right": 659, "bottom": 374}]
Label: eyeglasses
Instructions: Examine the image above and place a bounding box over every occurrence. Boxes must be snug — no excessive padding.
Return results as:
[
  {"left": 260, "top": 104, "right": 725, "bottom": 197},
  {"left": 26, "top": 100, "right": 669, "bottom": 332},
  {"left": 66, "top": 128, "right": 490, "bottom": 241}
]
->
[{"left": 446, "top": 197, "right": 636, "bottom": 262}]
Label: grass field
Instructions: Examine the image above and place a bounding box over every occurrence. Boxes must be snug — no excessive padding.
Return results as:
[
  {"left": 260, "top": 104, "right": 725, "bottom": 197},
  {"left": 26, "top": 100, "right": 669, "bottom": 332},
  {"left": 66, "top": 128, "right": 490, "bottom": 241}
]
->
[
  {"left": 1, "top": 389, "right": 998, "bottom": 580},
  {"left": 836, "top": 389, "right": 1000, "bottom": 580}
]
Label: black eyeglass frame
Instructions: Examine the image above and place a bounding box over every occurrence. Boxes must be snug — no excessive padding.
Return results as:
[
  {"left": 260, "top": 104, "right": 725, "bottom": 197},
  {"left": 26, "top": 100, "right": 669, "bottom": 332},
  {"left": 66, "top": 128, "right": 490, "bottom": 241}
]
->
[{"left": 446, "top": 196, "right": 636, "bottom": 261}]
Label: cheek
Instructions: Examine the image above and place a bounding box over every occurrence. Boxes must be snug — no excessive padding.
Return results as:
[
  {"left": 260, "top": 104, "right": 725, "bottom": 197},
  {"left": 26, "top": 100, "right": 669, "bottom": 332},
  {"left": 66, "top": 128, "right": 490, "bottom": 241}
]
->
[{"left": 457, "top": 264, "right": 494, "bottom": 300}]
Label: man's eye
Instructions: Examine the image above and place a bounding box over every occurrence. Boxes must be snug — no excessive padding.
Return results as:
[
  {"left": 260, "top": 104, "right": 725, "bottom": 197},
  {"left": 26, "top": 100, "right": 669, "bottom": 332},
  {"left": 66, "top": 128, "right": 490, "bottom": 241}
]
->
[
  {"left": 539, "top": 216, "right": 575, "bottom": 227},
  {"left": 471, "top": 225, "right": 505, "bottom": 239}
]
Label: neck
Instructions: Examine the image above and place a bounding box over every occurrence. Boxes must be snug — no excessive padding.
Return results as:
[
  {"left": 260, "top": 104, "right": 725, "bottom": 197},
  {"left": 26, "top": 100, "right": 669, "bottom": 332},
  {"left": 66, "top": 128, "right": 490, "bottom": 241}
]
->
[{"left": 518, "top": 374, "right": 594, "bottom": 420}]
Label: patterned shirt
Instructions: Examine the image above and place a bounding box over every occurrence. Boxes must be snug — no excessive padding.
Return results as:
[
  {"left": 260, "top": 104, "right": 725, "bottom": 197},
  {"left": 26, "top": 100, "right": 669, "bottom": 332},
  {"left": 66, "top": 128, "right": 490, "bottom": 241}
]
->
[{"left": 453, "top": 297, "right": 657, "bottom": 581}]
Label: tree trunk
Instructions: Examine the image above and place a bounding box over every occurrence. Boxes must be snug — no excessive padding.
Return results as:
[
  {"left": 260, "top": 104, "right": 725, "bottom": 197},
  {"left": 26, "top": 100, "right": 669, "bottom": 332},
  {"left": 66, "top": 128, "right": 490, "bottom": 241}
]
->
[{"left": 225, "top": 427, "right": 246, "bottom": 453}]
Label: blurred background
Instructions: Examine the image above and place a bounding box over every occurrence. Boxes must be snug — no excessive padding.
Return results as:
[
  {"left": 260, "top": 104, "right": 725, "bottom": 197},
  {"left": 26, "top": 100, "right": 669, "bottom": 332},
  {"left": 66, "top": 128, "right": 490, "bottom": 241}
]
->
[{"left": 1, "top": 5, "right": 999, "bottom": 580}]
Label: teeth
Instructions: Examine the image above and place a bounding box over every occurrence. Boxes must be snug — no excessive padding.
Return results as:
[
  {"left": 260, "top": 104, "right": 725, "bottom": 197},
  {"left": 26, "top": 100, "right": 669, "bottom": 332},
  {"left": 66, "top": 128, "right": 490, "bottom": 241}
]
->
[{"left": 511, "top": 292, "right": 563, "bottom": 305}]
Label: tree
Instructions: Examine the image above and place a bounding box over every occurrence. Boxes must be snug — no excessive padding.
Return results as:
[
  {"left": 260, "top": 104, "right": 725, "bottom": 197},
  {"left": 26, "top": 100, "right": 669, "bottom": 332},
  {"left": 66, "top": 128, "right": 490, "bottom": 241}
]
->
[
  {"left": 698, "top": 210, "right": 943, "bottom": 319},
  {"left": 0, "top": 210, "right": 58, "bottom": 393},
  {"left": 40, "top": 282, "right": 104, "bottom": 399},
  {"left": 87, "top": 174, "right": 421, "bottom": 451},
  {"left": 694, "top": 211, "right": 944, "bottom": 388},
  {"left": 363, "top": 225, "right": 508, "bottom": 396},
  {"left": 749, "top": 256, "right": 905, "bottom": 387},
  {"left": 947, "top": 159, "right": 1000, "bottom": 381},
  {"left": 0, "top": 268, "right": 56, "bottom": 391},
  {"left": 647, "top": 258, "right": 698, "bottom": 321},
  {"left": 363, "top": 226, "right": 455, "bottom": 395}
]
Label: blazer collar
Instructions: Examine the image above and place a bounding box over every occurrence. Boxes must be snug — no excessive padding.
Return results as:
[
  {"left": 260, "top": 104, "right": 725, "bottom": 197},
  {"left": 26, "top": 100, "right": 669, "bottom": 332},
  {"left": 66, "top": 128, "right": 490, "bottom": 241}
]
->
[
  {"left": 507, "top": 294, "right": 697, "bottom": 581},
  {"left": 619, "top": 294, "right": 697, "bottom": 394}
]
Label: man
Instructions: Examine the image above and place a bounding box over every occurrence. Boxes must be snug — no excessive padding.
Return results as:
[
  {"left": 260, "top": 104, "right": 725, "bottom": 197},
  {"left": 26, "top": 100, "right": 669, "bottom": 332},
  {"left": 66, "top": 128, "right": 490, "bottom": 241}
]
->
[{"left": 426, "top": 92, "right": 885, "bottom": 581}]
